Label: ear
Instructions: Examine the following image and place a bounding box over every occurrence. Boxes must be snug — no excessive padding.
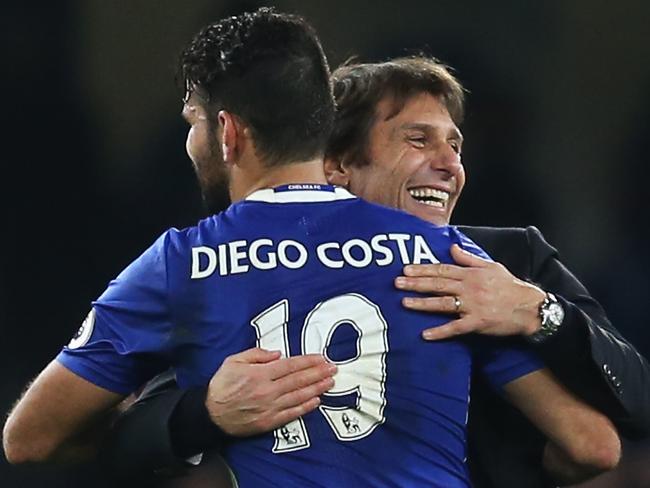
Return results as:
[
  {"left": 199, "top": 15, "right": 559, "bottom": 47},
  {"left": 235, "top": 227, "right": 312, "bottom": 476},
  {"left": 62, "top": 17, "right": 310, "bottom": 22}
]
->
[
  {"left": 324, "top": 156, "right": 351, "bottom": 188},
  {"left": 217, "top": 110, "right": 240, "bottom": 164}
]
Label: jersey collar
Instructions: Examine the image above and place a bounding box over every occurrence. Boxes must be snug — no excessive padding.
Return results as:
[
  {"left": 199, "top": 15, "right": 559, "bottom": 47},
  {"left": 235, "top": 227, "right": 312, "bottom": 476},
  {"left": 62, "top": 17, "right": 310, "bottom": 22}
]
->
[{"left": 245, "top": 184, "right": 356, "bottom": 203}]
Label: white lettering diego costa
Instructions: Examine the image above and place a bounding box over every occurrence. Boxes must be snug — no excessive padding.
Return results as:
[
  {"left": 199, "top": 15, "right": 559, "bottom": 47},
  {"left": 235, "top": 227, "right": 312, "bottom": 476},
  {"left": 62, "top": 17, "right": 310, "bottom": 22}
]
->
[{"left": 191, "top": 233, "right": 439, "bottom": 279}]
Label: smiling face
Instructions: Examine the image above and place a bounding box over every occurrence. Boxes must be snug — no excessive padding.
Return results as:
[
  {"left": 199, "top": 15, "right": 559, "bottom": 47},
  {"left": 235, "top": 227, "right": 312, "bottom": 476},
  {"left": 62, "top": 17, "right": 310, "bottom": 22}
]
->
[{"left": 345, "top": 92, "right": 465, "bottom": 226}]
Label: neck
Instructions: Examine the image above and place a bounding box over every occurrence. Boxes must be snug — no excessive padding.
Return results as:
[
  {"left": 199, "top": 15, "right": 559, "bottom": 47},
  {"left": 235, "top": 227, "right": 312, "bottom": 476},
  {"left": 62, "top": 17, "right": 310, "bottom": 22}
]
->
[{"left": 232, "top": 157, "right": 328, "bottom": 201}]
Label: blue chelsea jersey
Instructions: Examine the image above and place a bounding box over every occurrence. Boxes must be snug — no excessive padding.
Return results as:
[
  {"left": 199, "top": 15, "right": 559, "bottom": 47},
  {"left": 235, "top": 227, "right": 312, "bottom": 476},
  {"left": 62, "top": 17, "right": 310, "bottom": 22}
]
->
[{"left": 58, "top": 184, "right": 542, "bottom": 487}]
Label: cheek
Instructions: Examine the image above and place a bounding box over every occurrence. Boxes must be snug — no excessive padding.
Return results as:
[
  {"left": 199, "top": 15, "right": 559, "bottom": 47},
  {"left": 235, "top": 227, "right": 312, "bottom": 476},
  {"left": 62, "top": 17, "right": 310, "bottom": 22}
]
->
[
  {"left": 383, "top": 156, "right": 420, "bottom": 201},
  {"left": 186, "top": 128, "right": 197, "bottom": 162},
  {"left": 455, "top": 165, "right": 466, "bottom": 195},
  {"left": 351, "top": 170, "right": 395, "bottom": 205},
  {"left": 186, "top": 126, "right": 210, "bottom": 166},
  {"left": 345, "top": 168, "right": 371, "bottom": 197}
]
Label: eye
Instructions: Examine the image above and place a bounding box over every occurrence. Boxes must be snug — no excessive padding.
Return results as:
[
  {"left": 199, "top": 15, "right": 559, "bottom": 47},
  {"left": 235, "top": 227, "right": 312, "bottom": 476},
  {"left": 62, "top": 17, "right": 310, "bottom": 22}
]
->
[
  {"left": 407, "top": 135, "right": 426, "bottom": 148},
  {"left": 449, "top": 139, "right": 462, "bottom": 155}
]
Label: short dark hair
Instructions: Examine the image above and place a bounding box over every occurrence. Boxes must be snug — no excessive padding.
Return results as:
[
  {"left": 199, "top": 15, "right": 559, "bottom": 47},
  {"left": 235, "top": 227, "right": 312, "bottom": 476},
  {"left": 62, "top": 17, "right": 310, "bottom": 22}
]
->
[
  {"left": 326, "top": 56, "right": 465, "bottom": 166},
  {"left": 178, "top": 8, "right": 335, "bottom": 166}
]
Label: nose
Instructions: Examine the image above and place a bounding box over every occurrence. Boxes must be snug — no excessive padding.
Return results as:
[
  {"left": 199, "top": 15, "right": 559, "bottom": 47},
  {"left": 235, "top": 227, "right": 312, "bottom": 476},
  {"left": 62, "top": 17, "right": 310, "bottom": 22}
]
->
[{"left": 428, "top": 143, "right": 462, "bottom": 178}]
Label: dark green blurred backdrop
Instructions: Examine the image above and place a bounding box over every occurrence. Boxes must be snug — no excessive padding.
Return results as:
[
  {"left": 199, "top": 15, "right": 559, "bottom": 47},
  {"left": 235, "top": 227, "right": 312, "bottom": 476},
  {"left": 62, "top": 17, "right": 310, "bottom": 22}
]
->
[{"left": 2, "top": 1, "right": 649, "bottom": 486}]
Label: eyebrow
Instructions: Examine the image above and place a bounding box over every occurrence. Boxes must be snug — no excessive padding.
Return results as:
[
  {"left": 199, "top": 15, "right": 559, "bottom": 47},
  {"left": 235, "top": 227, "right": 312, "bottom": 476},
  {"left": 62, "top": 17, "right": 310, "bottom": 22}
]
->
[{"left": 400, "top": 123, "right": 464, "bottom": 143}]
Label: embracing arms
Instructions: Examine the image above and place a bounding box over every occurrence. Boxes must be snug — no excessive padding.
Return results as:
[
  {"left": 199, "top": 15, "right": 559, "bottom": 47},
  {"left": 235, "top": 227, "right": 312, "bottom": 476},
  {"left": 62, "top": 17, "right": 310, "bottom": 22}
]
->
[
  {"left": 504, "top": 368, "right": 620, "bottom": 485},
  {"left": 2, "top": 361, "right": 124, "bottom": 464},
  {"left": 399, "top": 226, "right": 650, "bottom": 437},
  {"left": 2, "top": 350, "right": 334, "bottom": 471}
]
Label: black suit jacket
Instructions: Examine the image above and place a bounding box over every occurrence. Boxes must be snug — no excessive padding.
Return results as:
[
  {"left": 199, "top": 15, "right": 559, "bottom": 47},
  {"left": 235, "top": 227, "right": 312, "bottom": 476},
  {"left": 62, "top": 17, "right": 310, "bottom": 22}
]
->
[
  {"left": 104, "top": 226, "right": 650, "bottom": 487},
  {"left": 460, "top": 225, "right": 650, "bottom": 488}
]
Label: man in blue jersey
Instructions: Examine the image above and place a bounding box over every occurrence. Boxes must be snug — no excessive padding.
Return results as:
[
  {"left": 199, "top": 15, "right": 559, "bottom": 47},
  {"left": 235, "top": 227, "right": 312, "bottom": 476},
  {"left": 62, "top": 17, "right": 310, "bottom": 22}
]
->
[
  {"left": 101, "top": 59, "right": 648, "bottom": 487},
  {"left": 3, "top": 9, "right": 620, "bottom": 487}
]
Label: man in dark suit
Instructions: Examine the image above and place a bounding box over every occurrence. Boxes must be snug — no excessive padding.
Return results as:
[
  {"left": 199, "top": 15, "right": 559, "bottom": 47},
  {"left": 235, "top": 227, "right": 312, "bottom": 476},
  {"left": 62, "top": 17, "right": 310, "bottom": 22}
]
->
[{"left": 104, "top": 57, "right": 650, "bottom": 487}]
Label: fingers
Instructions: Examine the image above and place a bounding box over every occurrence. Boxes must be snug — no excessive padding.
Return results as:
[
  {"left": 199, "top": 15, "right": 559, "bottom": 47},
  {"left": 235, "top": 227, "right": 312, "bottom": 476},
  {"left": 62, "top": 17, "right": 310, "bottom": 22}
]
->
[
  {"left": 271, "top": 397, "right": 322, "bottom": 430},
  {"left": 270, "top": 374, "right": 336, "bottom": 430},
  {"left": 401, "top": 295, "right": 459, "bottom": 314},
  {"left": 266, "top": 354, "right": 329, "bottom": 380},
  {"left": 421, "top": 319, "right": 474, "bottom": 340},
  {"left": 395, "top": 276, "right": 462, "bottom": 295},
  {"left": 402, "top": 262, "right": 465, "bottom": 279},
  {"left": 273, "top": 361, "right": 336, "bottom": 393},
  {"left": 450, "top": 244, "right": 490, "bottom": 267},
  {"left": 228, "top": 347, "right": 282, "bottom": 364},
  {"left": 275, "top": 376, "right": 334, "bottom": 410},
  {"left": 257, "top": 364, "right": 336, "bottom": 432}
]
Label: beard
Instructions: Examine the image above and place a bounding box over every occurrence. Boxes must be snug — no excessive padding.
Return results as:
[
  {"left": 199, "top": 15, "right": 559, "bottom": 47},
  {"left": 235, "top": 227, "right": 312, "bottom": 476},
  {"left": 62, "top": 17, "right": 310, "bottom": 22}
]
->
[
  {"left": 195, "top": 131, "right": 232, "bottom": 215},
  {"left": 200, "top": 175, "right": 230, "bottom": 215}
]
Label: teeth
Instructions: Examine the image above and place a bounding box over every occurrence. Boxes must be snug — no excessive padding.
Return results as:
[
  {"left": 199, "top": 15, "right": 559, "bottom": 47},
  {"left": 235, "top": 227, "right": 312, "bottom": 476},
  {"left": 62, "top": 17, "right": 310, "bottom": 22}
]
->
[
  {"left": 408, "top": 187, "right": 450, "bottom": 205},
  {"left": 419, "top": 199, "right": 443, "bottom": 207}
]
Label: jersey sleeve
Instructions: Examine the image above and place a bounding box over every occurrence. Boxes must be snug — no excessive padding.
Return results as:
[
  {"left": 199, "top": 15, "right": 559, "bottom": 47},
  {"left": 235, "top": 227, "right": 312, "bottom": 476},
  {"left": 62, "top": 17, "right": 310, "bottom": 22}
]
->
[
  {"left": 470, "top": 336, "right": 544, "bottom": 390},
  {"left": 57, "top": 231, "right": 175, "bottom": 395},
  {"left": 450, "top": 226, "right": 544, "bottom": 388},
  {"left": 449, "top": 226, "right": 492, "bottom": 260}
]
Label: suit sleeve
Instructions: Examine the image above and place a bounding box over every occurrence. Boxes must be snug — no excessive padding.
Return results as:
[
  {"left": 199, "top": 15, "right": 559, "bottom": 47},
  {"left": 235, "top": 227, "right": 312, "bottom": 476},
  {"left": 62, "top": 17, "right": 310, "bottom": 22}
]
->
[
  {"left": 525, "top": 226, "right": 650, "bottom": 437},
  {"left": 100, "top": 374, "right": 228, "bottom": 481}
]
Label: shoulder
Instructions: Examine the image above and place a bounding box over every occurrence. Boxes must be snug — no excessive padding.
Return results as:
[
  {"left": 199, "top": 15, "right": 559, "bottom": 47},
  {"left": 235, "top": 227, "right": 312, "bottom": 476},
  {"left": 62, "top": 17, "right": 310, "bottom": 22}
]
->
[
  {"left": 456, "top": 225, "right": 557, "bottom": 274},
  {"left": 456, "top": 225, "right": 553, "bottom": 251},
  {"left": 344, "top": 199, "right": 413, "bottom": 219},
  {"left": 455, "top": 226, "right": 525, "bottom": 258},
  {"left": 457, "top": 225, "right": 526, "bottom": 240},
  {"left": 163, "top": 212, "right": 228, "bottom": 250},
  {"left": 357, "top": 200, "right": 451, "bottom": 234}
]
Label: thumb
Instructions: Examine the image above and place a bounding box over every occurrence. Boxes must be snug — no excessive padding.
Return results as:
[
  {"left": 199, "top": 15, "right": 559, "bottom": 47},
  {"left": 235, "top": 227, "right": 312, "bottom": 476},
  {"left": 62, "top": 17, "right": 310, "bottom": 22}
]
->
[
  {"left": 233, "top": 347, "right": 282, "bottom": 364},
  {"left": 450, "top": 243, "right": 490, "bottom": 268}
]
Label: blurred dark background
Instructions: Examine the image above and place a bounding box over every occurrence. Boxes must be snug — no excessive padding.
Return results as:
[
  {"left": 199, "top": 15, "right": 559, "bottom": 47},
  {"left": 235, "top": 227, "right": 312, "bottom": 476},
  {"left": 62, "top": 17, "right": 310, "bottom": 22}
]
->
[{"left": 2, "top": 1, "right": 649, "bottom": 486}]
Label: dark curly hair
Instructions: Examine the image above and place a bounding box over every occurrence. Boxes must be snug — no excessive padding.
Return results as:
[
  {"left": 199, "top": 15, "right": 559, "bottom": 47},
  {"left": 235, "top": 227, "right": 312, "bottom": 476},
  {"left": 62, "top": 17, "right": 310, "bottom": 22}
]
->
[
  {"left": 178, "top": 8, "right": 335, "bottom": 166},
  {"left": 326, "top": 56, "right": 465, "bottom": 167}
]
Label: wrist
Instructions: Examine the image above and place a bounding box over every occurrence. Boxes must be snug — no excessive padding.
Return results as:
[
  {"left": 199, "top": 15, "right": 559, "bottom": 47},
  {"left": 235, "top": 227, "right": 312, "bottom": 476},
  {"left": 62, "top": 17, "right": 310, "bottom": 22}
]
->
[
  {"left": 526, "top": 292, "right": 566, "bottom": 344},
  {"left": 517, "top": 283, "right": 546, "bottom": 336},
  {"left": 203, "top": 387, "right": 238, "bottom": 437},
  {"left": 169, "top": 387, "right": 228, "bottom": 459}
]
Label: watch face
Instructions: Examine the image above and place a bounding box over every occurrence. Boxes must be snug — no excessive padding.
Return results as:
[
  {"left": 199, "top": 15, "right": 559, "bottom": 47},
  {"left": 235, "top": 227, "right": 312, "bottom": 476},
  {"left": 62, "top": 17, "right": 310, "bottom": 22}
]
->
[
  {"left": 530, "top": 295, "right": 564, "bottom": 343},
  {"left": 547, "top": 302, "right": 565, "bottom": 326}
]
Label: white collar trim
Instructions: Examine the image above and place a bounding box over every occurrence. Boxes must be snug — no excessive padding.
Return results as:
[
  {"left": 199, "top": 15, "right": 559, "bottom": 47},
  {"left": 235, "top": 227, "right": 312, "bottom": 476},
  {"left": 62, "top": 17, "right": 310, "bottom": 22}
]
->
[{"left": 245, "top": 186, "right": 356, "bottom": 203}]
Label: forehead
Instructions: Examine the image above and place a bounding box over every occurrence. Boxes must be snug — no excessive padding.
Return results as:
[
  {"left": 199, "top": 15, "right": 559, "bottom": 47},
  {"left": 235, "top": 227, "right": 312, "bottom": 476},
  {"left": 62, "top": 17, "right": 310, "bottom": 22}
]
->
[{"left": 373, "top": 92, "right": 460, "bottom": 137}]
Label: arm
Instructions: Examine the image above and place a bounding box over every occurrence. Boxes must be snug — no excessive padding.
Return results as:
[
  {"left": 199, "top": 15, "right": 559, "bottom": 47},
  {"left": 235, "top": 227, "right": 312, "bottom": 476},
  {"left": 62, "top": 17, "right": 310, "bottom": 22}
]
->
[
  {"left": 4, "top": 231, "right": 180, "bottom": 466},
  {"left": 503, "top": 368, "right": 621, "bottom": 485},
  {"left": 100, "top": 348, "right": 336, "bottom": 480},
  {"left": 522, "top": 226, "right": 650, "bottom": 438},
  {"left": 3, "top": 360, "right": 124, "bottom": 464},
  {"left": 397, "top": 226, "right": 650, "bottom": 437}
]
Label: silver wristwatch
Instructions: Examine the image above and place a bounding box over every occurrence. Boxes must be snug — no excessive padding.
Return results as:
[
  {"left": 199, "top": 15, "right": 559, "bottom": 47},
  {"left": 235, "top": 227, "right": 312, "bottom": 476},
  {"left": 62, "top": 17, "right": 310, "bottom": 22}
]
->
[{"left": 527, "top": 292, "right": 565, "bottom": 344}]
